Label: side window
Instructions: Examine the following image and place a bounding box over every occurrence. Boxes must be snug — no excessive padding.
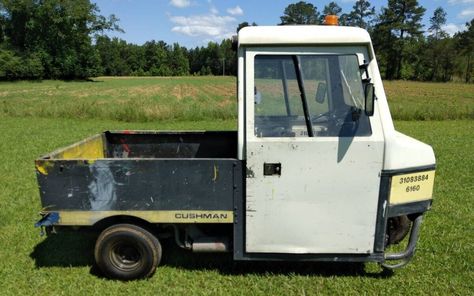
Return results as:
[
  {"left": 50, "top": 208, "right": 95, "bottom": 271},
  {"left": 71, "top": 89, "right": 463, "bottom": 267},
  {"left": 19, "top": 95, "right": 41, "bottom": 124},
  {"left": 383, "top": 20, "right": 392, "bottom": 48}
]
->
[
  {"left": 299, "top": 56, "right": 331, "bottom": 135},
  {"left": 339, "top": 55, "right": 365, "bottom": 109},
  {"left": 254, "top": 56, "right": 305, "bottom": 137},
  {"left": 254, "top": 54, "right": 371, "bottom": 138}
]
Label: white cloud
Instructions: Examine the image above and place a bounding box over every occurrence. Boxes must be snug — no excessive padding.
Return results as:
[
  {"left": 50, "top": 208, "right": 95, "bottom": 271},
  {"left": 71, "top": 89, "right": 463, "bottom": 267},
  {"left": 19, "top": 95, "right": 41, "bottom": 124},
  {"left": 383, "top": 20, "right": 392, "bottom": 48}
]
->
[
  {"left": 169, "top": 0, "right": 191, "bottom": 8},
  {"left": 210, "top": 6, "right": 219, "bottom": 15},
  {"left": 442, "top": 23, "right": 467, "bottom": 36},
  {"left": 448, "top": 0, "right": 474, "bottom": 3},
  {"left": 170, "top": 13, "right": 236, "bottom": 39},
  {"left": 459, "top": 8, "right": 474, "bottom": 18},
  {"left": 227, "top": 6, "right": 244, "bottom": 16}
]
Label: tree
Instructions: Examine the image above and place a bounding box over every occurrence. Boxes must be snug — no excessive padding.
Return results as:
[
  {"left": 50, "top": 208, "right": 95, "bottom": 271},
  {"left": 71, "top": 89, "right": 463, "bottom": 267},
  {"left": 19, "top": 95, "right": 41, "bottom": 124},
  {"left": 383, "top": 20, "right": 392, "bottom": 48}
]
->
[
  {"left": 0, "top": 0, "right": 120, "bottom": 79},
  {"left": 429, "top": 7, "right": 447, "bottom": 39},
  {"left": 237, "top": 22, "right": 250, "bottom": 32},
  {"left": 347, "top": 0, "right": 375, "bottom": 30},
  {"left": 237, "top": 21, "right": 257, "bottom": 32},
  {"left": 0, "top": 3, "right": 5, "bottom": 43},
  {"left": 339, "top": 13, "right": 350, "bottom": 26},
  {"left": 320, "top": 2, "right": 342, "bottom": 23},
  {"left": 95, "top": 36, "right": 137, "bottom": 76},
  {"left": 280, "top": 1, "right": 319, "bottom": 25},
  {"left": 372, "top": 0, "right": 426, "bottom": 80},
  {"left": 422, "top": 7, "right": 450, "bottom": 81},
  {"left": 143, "top": 40, "right": 171, "bottom": 76},
  {"left": 220, "top": 38, "right": 237, "bottom": 76},
  {"left": 455, "top": 19, "right": 474, "bottom": 82},
  {"left": 323, "top": 1, "right": 342, "bottom": 15},
  {"left": 169, "top": 43, "right": 189, "bottom": 76}
]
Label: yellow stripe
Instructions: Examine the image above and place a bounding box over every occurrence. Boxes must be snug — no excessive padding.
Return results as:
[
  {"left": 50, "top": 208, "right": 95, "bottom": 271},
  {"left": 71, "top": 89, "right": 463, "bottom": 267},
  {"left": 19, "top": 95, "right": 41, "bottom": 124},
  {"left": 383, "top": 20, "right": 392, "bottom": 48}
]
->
[
  {"left": 49, "top": 210, "right": 233, "bottom": 226},
  {"left": 58, "top": 135, "right": 104, "bottom": 159},
  {"left": 35, "top": 160, "right": 54, "bottom": 175},
  {"left": 389, "top": 170, "right": 435, "bottom": 205}
]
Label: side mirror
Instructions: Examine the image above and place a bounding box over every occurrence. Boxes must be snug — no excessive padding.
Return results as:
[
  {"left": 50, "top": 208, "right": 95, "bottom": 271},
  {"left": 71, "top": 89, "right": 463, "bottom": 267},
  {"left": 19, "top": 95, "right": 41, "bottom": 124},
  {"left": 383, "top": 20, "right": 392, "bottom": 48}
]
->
[
  {"left": 315, "top": 82, "right": 327, "bottom": 103},
  {"left": 365, "top": 83, "right": 375, "bottom": 116}
]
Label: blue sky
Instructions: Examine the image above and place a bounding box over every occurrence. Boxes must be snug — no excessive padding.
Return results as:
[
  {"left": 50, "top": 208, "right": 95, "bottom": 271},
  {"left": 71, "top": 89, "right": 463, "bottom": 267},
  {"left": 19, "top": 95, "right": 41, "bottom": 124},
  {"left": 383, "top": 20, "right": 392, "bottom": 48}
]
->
[{"left": 93, "top": 0, "right": 474, "bottom": 48}]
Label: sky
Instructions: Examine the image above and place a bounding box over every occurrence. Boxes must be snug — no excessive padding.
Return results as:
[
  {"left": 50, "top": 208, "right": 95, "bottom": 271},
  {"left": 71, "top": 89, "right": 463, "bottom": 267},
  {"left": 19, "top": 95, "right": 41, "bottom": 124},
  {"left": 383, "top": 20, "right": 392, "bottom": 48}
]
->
[{"left": 92, "top": 0, "right": 474, "bottom": 48}]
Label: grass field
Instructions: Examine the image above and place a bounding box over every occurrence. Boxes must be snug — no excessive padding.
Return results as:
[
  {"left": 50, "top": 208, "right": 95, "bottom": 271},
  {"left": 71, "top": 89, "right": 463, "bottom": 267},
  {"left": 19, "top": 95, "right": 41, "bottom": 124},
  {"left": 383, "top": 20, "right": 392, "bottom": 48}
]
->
[
  {"left": 0, "top": 77, "right": 473, "bottom": 295},
  {"left": 1, "top": 77, "right": 473, "bottom": 121}
]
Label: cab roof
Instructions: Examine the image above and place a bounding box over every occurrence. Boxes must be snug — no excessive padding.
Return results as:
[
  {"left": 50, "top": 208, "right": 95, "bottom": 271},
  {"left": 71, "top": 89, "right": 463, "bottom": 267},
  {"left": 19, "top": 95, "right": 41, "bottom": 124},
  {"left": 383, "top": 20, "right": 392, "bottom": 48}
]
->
[{"left": 238, "top": 25, "right": 371, "bottom": 46}]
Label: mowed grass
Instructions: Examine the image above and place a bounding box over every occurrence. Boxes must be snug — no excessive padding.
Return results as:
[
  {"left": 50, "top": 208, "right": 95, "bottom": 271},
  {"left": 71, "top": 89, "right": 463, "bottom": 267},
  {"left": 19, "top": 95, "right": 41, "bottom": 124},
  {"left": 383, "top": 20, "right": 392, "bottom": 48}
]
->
[
  {"left": 0, "top": 77, "right": 473, "bottom": 294},
  {"left": 0, "top": 77, "right": 473, "bottom": 122}
]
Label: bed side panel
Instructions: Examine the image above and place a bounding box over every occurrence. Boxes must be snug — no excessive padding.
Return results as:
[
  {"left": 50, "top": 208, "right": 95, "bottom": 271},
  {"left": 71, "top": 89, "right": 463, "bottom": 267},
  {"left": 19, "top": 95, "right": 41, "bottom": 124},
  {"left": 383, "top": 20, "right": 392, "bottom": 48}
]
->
[{"left": 36, "top": 159, "right": 237, "bottom": 214}]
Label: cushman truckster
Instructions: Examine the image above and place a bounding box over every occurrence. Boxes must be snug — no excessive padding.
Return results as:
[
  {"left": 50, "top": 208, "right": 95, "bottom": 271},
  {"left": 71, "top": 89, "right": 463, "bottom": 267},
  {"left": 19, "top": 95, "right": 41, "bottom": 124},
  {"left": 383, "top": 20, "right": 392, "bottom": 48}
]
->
[{"left": 34, "top": 23, "right": 436, "bottom": 280}]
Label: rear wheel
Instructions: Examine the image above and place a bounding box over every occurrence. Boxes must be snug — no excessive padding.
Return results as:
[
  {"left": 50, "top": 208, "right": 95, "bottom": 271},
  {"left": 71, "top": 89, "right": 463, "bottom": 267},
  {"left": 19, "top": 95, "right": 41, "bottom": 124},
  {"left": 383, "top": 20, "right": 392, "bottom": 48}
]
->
[
  {"left": 94, "top": 224, "right": 161, "bottom": 280},
  {"left": 386, "top": 215, "right": 411, "bottom": 246}
]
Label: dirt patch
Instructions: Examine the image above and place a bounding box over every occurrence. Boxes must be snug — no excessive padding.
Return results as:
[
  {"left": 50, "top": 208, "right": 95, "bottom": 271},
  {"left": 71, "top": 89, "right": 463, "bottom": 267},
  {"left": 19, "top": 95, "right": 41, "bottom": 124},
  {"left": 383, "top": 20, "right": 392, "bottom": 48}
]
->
[
  {"left": 127, "top": 85, "right": 163, "bottom": 97},
  {"left": 171, "top": 84, "right": 199, "bottom": 100},
  {"left": 217, "top": 99, "right": 233, "bottom": 108},
  {"left": 204, "top": 84, "right": 234, "bottom": 97}
]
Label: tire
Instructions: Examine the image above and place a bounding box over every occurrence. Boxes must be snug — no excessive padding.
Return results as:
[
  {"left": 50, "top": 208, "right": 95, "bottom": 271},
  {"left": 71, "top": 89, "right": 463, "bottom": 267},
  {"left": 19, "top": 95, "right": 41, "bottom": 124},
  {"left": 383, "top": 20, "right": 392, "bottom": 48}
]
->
[{"left": 94, "top": 223, "right": 162, "bottom": 280}]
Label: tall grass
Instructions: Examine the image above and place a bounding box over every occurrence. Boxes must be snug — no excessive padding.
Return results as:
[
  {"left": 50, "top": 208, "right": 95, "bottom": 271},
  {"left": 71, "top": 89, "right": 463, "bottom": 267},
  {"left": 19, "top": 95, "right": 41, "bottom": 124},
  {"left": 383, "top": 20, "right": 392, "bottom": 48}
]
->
[
  {"left": 384, "top": 80, "right": 474, "bottom": 120},
  {"left": 0, "top": 77, "right": 472, "bottom": 122}
]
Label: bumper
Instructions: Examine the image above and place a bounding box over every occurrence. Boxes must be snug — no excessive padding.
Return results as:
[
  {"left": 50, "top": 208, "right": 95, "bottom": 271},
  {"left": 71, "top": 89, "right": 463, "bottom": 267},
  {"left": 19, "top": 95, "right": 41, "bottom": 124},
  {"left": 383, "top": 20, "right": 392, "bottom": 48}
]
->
[
  {"left": 382, "top": 214, "right": 423, "bottom": 269},
  {"left": 388, "top": 199, "right": 432, "bottom": 217}
]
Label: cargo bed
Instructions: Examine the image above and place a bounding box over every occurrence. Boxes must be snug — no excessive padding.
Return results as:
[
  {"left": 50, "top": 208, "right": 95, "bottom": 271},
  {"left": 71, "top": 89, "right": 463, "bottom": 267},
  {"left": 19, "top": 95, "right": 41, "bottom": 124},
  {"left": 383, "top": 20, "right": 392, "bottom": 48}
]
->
[{"left": 35, "top": 131, "right": 241, "bottom": 226}]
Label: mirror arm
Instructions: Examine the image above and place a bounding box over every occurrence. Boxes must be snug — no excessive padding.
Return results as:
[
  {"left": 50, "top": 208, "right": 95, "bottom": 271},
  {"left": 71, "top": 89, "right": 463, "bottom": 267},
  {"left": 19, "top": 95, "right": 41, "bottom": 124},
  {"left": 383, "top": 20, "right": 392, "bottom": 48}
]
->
[
  {"left": 359, "top": 60, "right": 371, "bottom": 84},
  {"left": 359, "top": 62, "right": 369, "bottom": 70}
]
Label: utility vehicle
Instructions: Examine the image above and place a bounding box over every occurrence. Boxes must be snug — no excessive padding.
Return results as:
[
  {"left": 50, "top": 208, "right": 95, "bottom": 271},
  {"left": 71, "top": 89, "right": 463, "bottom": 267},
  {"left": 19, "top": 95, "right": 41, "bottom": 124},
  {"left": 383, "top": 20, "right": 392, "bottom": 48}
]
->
[{"left": 35, "top": 23, "right": 436, "bottom": 280}]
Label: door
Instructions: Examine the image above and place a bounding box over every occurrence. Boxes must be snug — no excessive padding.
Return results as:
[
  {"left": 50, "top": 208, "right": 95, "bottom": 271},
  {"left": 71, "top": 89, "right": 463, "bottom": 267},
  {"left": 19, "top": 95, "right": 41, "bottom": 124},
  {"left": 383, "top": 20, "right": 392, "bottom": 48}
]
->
[{"left": 245, "top": 47, "right": 384, "bottom": 254}]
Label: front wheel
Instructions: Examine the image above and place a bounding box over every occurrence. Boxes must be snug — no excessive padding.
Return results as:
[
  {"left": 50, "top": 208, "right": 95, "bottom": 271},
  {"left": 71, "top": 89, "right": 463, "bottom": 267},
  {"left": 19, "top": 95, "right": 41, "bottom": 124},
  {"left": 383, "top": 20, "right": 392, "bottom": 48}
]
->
[{"left": 94, "top": 224, "right": 162, "bottom": 280}]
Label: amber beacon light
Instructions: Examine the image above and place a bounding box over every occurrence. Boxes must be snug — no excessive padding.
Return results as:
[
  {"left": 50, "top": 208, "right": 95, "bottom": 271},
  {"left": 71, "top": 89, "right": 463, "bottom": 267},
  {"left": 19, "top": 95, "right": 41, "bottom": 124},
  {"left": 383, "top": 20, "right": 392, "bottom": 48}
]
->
[{"left": 324, "top": 15, "right": 339, "bottom": 26}]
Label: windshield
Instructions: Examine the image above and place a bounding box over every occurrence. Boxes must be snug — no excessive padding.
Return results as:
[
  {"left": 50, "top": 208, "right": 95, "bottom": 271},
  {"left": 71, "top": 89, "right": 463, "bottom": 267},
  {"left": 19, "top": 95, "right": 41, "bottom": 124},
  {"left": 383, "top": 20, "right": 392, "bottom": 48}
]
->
[{"left": 254, "top": 54, "right": 371, "bottom": 138}]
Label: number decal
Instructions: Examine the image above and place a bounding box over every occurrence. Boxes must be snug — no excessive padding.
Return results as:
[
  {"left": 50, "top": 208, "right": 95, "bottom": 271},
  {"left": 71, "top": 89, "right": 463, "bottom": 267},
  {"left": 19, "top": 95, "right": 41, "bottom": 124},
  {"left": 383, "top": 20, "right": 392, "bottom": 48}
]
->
[
  {"left": 390, "top": 170, "right": 435, "bottom": 205},
  {"left": 398, "top": 174, "right": 429, "bottom": 185},
  {"left": 405, "top": 185, "right": 421, "bottom": 192}
]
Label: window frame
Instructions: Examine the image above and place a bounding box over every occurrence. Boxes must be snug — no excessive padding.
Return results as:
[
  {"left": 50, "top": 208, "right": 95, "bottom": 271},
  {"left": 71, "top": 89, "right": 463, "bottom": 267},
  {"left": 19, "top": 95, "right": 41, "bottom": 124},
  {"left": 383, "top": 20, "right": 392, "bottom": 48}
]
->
[{"left": 251, "top": 51, "right": 372, "bottom": 139}]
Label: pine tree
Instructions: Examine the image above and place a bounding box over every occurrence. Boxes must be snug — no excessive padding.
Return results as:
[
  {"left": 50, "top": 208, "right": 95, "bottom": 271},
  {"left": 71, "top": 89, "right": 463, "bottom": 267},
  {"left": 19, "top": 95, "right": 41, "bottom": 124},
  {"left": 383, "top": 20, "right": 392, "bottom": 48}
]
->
[
  {"left": 348, "top": 0, "right": 375, "bottom": 30},
  {"left": 429, "top": 7, "right": 447, "bottom": 39},
  {"left": 320, "top": 2, "right": 342, "bottom": 23},
  {"left": 280, "top": 1, "right": 320, "bottom": 25},
  {"left": 372, "top": 0, "right": 425, "bottom": 80}
]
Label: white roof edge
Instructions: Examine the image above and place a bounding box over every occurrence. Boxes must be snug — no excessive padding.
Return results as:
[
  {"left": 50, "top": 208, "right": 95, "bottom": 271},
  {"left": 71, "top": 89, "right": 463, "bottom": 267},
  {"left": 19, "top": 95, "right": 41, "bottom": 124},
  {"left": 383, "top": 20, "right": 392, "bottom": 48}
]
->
[{"left": 238, "top": 25, "right": 371, "bottom": 46}]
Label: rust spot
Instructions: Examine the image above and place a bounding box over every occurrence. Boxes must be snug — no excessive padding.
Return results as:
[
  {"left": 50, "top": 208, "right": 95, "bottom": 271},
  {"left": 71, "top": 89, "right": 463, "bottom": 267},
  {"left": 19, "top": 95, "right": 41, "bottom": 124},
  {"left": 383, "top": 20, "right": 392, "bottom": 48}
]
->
[{"left": 246, "top": 167, "right": 255, "bottom": 178}]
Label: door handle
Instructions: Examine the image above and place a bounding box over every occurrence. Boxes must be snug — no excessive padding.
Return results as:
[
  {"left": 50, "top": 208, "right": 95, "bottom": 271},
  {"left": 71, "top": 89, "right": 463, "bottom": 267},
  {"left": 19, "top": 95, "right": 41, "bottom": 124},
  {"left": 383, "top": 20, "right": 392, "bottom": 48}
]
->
[{"left": 263, "top": 163, "right": 281, "bottom": 176}]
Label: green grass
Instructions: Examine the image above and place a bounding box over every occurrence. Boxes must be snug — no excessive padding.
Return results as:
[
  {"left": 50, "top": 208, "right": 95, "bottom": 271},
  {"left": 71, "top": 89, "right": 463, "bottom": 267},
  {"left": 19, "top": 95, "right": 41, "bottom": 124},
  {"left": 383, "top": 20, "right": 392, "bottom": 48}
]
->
[
  {"left": 0, "top": 77, "right": 237, "bottom": 122},
  {"left": 0, "top": 77, "right": 472, "bottom": 122},
  {"left": 384, "top": 80, "right": 474, "bottom": 120},
  {"left": 0, "top": 77, "right": 473, "bottom": 294}
]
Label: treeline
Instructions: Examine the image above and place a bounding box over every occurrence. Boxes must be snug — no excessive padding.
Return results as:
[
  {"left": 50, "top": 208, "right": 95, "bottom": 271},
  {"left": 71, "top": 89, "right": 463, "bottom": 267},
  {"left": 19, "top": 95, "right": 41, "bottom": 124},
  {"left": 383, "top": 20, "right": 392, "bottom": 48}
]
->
[
  {"left": 0, "top": 0, "right": 473, "bottom": 82},
  {"left": 0, "top": 0, "right": 236, "bottom": 79},
  {"left": 0, "top": 0, "right": 122, "bottom": 80},
  {"left": 279, "top": 1, "right": 474, "bottom": 83},
  {"left": 95, "top": 37, "right": 236, "bottom": 77}
]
